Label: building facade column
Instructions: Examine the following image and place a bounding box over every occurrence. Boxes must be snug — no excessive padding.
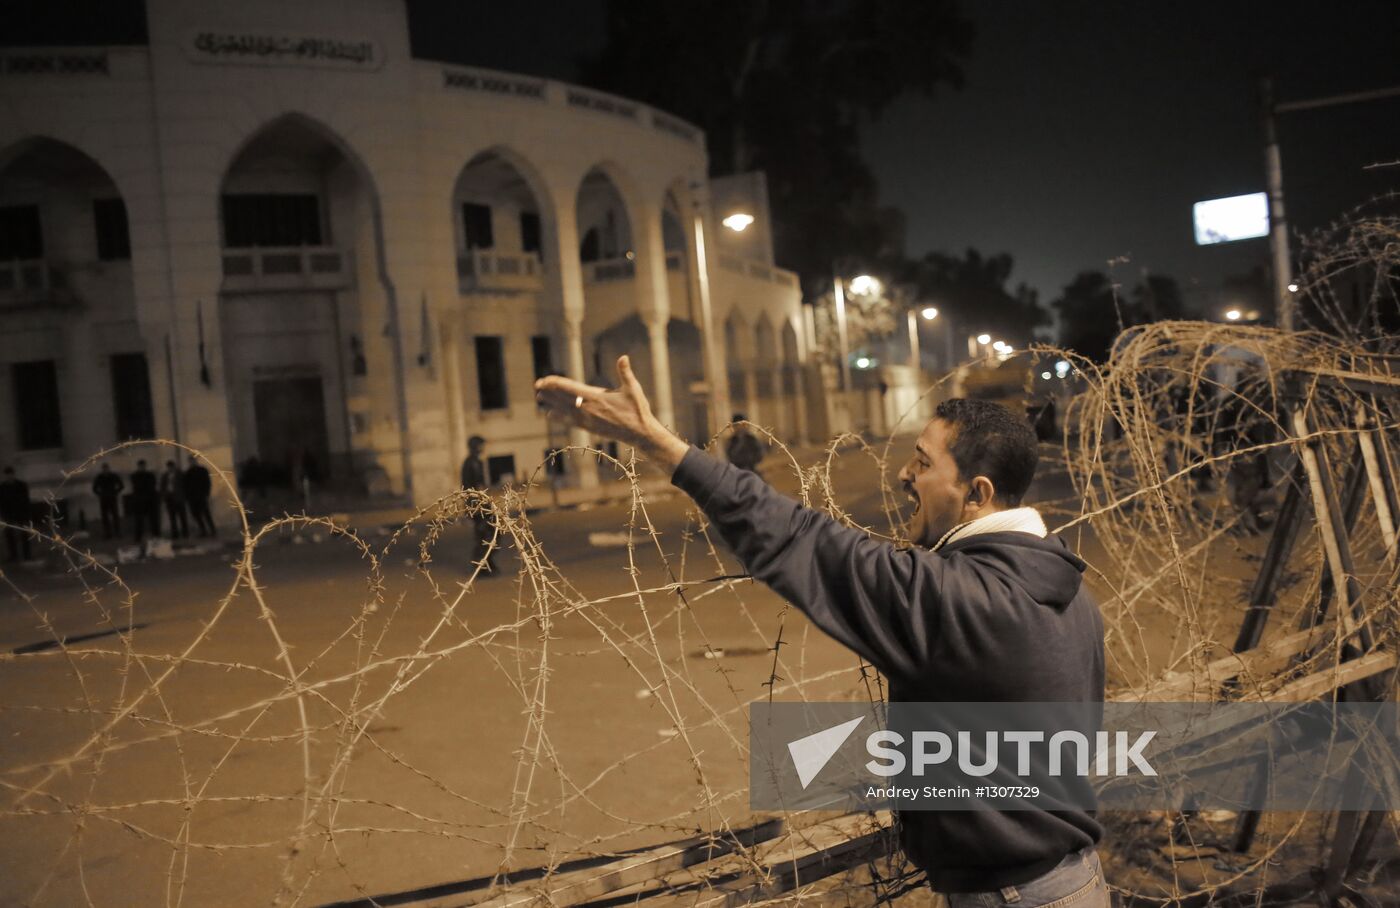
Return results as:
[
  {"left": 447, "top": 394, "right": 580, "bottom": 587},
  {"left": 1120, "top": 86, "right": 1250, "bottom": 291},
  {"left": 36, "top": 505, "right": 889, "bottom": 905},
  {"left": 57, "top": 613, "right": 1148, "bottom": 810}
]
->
[
  {"left": 630, "top": 202, "right": 676, "bottom": 430},
  {"left": 767, "top": 363, "right": 786, "bottom": 439},
  {"left": 743, "top": 366, "right": 762, "bottom": 426},
  {"left": 548, "top": 196, "right": 599, "bottom": 489},
  {"left": 562, "top": 318, "right": 599, "bottom": 488},
  {"left": 642, "top": 314, "right": 675, "bottom": 431},
  {"left": 685, "top": 190, "right": 730, "bottom": 439}
]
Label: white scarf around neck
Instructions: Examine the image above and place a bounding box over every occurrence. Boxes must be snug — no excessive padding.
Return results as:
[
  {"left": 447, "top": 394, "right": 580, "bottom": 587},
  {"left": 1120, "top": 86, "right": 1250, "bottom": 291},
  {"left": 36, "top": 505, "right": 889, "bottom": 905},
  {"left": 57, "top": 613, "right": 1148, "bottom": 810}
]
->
[{"left": 932, "top": 506, "right": 1048, "bottom": 551}]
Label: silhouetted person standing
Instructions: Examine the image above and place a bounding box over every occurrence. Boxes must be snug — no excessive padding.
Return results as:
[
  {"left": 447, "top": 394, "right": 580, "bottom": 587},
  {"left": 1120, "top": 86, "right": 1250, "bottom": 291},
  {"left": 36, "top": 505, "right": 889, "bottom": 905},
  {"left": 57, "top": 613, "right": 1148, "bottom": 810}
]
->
[
  {"left": 0, "top": 466, "right": 32, "bottom": 562},
  {"left": 160, "top": 460, "right": 188, "bottom": 539},
  {"left": 460, "top": 435, "right": 498, "bottom": 574},
  {"left": 129, "top": 459, "right": 159, "bottom": 542},
  {"left": 725, "top": 414, "right": 765, "bottom": 474},
  {"left": 92, "top": 462, "right": 124, "bottom": 539},
  {"left": 183, "top": 461, "right": 215, "bottom": 537}
]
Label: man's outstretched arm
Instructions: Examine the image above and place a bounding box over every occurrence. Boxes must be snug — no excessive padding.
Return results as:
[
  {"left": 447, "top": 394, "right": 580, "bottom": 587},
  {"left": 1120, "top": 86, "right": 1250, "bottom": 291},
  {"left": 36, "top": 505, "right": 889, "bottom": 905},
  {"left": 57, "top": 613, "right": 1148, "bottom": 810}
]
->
[{"left": 535, "top": 356, "right": 945, "bottom": 679}]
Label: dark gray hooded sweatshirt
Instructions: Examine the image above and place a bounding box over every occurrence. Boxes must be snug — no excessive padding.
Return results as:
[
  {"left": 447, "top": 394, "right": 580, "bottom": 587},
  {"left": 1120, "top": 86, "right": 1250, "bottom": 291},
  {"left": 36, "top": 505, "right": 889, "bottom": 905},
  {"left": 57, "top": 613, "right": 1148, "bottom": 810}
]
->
[{"left": 672, "top": 447, "right": 1105, "bottom": 892}]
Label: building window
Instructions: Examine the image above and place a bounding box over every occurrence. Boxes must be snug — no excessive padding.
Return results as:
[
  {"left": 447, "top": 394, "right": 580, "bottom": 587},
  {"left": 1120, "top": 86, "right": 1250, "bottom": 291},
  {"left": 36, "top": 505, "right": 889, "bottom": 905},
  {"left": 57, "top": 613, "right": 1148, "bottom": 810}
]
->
[
  {"left": 0, "top": 205, "right": 43, "bottom": 260},
  {"left": 486, "top": 454, "right": 516, "bottom": 486},
  {"left": 109, "top": 352, "right": 154, "bottom": 440},
  {"left": 579, "top": 227, "right": 600, "bottom": 263},
  {"left": 12, "top": 360, "right": 62, "bottom": 450},
  {"left": 530, "top": 335, "right": 555, "bottom": 379},
  {"left": 93, "top": 198, "right": 131, "bottom": 260},
  {"left": 461, "top": 202, "right": 493, "bottom": 250},
  {"left": 474, "top": 335, "right": 507, "bottom": 410},
  {"left": 520, "top": 211, "right": 542, "bottom": 257},
  {"left": 221, "top": 194, "right": 323, "bottom": 247}
]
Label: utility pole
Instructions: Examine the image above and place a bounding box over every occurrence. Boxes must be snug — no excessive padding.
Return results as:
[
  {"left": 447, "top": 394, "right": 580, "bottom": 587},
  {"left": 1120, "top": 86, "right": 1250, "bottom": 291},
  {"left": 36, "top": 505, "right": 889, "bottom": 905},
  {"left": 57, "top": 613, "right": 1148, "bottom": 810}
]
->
[
  {"left": 1259, "top": 77, "right": 1400, "bottom": 332},
  {"left": 690, "top": 183, "right": 731, "bottom": 437},
  {"left": 1260, "top": 77, "right": 1293, "bottom": 332},
  {"left": 833, "top": 275, "right": 851, "bottom": 393},
  {"left": 906, "top": 308, "right": 920, "bottom": 372}
]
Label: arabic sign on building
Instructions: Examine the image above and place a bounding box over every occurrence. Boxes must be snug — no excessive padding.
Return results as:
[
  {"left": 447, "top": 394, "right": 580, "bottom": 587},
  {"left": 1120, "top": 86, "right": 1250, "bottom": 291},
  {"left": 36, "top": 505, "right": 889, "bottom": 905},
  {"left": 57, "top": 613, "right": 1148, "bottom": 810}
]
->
[
  {"left": 184, "top": 30, "right": 382, "bottom": 71},
  {"left": 1, "top": 52, "right": 109, "bottom": 76}
]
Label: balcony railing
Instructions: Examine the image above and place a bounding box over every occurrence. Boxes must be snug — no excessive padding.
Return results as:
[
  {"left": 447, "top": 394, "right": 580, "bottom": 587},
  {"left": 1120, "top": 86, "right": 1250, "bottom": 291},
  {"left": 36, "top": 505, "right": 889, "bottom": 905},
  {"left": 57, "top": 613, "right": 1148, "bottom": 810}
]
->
[
  {"left": 715, "top": 254, "right": 799, "bottom": 289},
  {"left": 585, "top": 257, "right": 636, "bottom": 283},
  {"left": 0, "top": 259, "right": 51, "bottom": 304},
  {"left": 457, "top": 249, "right": 544, "bottom": 293},
  {"left": 221, "top": 246, "right": 351, "bottom": 292}
]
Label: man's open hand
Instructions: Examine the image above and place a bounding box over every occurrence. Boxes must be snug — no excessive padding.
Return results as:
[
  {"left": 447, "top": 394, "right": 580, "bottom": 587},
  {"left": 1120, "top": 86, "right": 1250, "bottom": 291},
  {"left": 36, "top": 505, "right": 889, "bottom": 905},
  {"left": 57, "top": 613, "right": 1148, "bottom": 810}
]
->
[{"left": 534, "top": 355, "right": 690, "bottom": 474}]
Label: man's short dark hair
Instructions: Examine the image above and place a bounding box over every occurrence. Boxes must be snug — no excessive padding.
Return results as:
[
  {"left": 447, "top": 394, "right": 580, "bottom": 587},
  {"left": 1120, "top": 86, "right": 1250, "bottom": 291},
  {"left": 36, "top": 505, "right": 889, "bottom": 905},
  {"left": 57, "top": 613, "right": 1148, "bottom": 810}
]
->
[
  {"left": 933, "top": 398, "right": 1039, "bottom": 507},
  {"left": 468, "top": 435, "right": 485, "bottom": 448}
]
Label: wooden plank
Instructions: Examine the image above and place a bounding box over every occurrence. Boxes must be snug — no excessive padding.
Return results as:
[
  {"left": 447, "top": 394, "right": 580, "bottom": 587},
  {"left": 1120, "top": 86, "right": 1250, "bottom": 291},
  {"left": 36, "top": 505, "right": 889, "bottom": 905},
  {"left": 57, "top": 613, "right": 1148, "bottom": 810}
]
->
[
  {"left": 464, "top": 818, "right": 784, "bottom": 908},
  {"left": 1132, "top": 626, "right": 1329, "bottom": 701},
  {"left": 631, "top": 814, "right": 895, "bottom": 908}
]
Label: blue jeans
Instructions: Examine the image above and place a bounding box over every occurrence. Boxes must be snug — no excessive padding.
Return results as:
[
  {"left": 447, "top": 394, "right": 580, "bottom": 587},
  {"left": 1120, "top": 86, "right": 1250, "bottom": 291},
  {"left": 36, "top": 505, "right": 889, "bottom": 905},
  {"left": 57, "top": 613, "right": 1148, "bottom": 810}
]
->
[{"left": 945, "top": 847, "right": 1109, "bottom": 907}]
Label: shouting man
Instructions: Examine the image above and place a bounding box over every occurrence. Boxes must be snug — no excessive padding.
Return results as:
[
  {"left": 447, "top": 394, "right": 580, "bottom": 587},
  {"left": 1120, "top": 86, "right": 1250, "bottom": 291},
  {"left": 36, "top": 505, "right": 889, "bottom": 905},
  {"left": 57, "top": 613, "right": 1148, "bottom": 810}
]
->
[{"left": 536, "top": 356, "right": 1107, "bottom": 906}]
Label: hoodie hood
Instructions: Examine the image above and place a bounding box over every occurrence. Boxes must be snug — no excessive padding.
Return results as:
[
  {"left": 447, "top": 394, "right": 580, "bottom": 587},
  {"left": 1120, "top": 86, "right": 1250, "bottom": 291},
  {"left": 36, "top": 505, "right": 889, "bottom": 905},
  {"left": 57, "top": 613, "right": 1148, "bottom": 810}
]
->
[{"left": 938, "top": 530, "right": 1087, "bottom": 608}]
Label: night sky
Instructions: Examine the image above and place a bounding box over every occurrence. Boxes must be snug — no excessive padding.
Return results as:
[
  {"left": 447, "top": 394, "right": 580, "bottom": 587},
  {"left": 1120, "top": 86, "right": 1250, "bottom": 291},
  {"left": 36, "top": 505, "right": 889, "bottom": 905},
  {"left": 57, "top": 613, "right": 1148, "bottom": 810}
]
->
[{"left": 411, "top": 3, "right": 1399, "bottom": 312}]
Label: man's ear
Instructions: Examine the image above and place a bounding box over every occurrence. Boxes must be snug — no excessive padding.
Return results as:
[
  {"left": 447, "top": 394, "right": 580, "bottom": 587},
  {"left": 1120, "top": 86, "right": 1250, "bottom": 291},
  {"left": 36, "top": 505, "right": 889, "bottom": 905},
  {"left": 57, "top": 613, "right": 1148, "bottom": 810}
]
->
[{"left": 968, "top": 476, "right": 996, "bottom": 508}]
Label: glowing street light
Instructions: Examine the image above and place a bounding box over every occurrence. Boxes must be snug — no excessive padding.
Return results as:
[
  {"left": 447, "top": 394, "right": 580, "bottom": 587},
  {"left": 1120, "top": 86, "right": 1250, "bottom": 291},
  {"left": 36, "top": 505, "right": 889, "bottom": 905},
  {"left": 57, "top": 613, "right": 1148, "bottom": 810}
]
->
[
  {"left": 1041, "top": 371, "right": 1052, "bottom": 380},
  {"left": 855, "top": 356, "right": 872, "bottom": 369},
  {"left": 920, "top": 306, "right": 938, "bottom": 320},
  {"left": 848, "top": 274, "right": 882, "bottom": 297},
  {"left": 992, "top": 340, "right": 1009, "bottom": 352},
  {"left": 976, "top": 333, "right": 991, "bottom": 345},
  {"left": 1055, "top": 360, "right": 1071, "bottom": 378},
  {"left": 721, "top": 212, "right": 754, "bottom": 232},
  {"left": 1287, "top": 282, "right": 1299, "bottom": 293},
  {"left": 1224, "top": 308, "right": 1242, "bottom": 321}
]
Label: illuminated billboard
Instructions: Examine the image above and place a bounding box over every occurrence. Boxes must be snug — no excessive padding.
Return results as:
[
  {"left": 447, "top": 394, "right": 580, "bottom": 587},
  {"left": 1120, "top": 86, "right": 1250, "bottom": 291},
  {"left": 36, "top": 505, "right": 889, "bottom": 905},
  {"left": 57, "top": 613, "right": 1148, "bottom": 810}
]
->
[{"left": 1193, "top": 192, "right": 1269, "bottom": 245}]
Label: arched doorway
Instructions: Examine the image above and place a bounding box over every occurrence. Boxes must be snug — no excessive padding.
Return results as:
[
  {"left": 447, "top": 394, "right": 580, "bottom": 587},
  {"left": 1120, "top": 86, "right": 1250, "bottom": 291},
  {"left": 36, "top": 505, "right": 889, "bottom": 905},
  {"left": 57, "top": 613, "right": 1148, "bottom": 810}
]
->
[{"left": 217, "top": 116, "right": 386, "bottom": 493}]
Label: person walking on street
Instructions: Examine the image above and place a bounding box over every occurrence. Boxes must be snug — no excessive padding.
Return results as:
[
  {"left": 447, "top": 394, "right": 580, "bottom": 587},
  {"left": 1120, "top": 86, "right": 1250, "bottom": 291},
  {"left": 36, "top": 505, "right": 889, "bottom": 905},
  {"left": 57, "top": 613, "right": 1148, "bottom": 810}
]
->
[
  {"left": 725, "top": 414, "right": 765, "bottom": 475},
  {"left": 92, "top": 462, "right": 124, "bottom": 539},
  {"left": 459, "top": 435, "right": 499, "bottom": 574},
  {"left": 1, "top": 466, "right": 33, "bottom": 562},
  {"left": 129, "top": 460, "right": 159, "bottom": 542},
  {"left": 183, "top": 461, "right": 216, "bottom": 537},
  {"left": 160, "top": 460, "right": 188, "bottom": 539}
]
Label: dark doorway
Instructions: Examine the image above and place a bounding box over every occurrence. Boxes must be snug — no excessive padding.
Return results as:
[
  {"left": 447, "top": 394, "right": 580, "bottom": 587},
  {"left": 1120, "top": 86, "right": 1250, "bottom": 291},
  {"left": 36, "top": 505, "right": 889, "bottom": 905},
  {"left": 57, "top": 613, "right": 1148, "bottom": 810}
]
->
[{"left": 253, "top": 376, "right": 331, "bottom": 484}]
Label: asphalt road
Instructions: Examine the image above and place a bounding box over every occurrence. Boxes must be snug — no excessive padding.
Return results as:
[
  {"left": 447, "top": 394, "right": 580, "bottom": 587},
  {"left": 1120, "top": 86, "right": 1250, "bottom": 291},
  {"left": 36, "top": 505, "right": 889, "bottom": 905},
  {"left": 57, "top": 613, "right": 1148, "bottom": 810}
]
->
[{"left": 0, "top": 444, "right": 932, "bottom": 906}]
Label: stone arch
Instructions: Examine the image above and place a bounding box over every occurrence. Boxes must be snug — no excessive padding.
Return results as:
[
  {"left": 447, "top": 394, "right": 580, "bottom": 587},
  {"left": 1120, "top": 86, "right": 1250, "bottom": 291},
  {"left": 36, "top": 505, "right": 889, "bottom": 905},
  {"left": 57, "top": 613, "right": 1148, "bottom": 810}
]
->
[
  {"left": 450, "top": 146, "right": 555, "bottom": 257},
  {"left": 216, "top": 112, "right": 406, "bottom": 494},
  {"left": 0, "top": 136, "right": 143, "bottom": 471},
  {"left": 575, "top": 163, "right": 636, "bottom": 267}
]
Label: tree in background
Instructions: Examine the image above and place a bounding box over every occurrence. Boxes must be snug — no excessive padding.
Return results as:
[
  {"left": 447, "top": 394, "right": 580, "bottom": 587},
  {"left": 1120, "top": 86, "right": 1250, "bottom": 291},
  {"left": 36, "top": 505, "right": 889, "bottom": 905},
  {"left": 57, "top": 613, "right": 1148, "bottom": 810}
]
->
[
  {"left": 1131, "top": 273, "right": 1187, "bottom": 323},
  {"left": 897, "top": 248, "right": 1050, "bottom": 346},
  {"left": 1053, "top": 271, "right": 1187, "bottom": 362},
  {"left": 1051, "top": 271, "right": 1125, "bottom": 364},
  {"left": 578, "top": 0, "right": 973, "bottom": 292}
]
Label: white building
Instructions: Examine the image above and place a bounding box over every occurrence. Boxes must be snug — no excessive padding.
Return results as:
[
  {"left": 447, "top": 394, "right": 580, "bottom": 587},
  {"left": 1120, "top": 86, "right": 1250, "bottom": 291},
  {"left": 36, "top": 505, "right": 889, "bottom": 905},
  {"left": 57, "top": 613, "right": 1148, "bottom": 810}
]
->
[{"left": 0, "top": 0, "right": 807, "bottom": 516}]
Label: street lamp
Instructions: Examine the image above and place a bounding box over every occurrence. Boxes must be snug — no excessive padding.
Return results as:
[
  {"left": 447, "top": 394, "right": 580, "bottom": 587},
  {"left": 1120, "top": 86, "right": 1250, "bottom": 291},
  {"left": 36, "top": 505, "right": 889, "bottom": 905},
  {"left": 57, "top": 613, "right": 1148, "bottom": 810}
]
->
[
  {"left": 848, "top": 274, "right": 882, "bottom": 297},
  {"left": 1225, "top": 308, "right": 1242, "bottom": 321},
  {"left": 920, "top": 306, "right": 938, "bottom": 321},
  {"left": 722, "top": 211, "right": 754, "bottom": 232},
  {"left": 832, "top": 272, "right": 881, "bottom": 392},
  {"left": 976, "top": 333, "right": 991, "bottom": 345}
]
